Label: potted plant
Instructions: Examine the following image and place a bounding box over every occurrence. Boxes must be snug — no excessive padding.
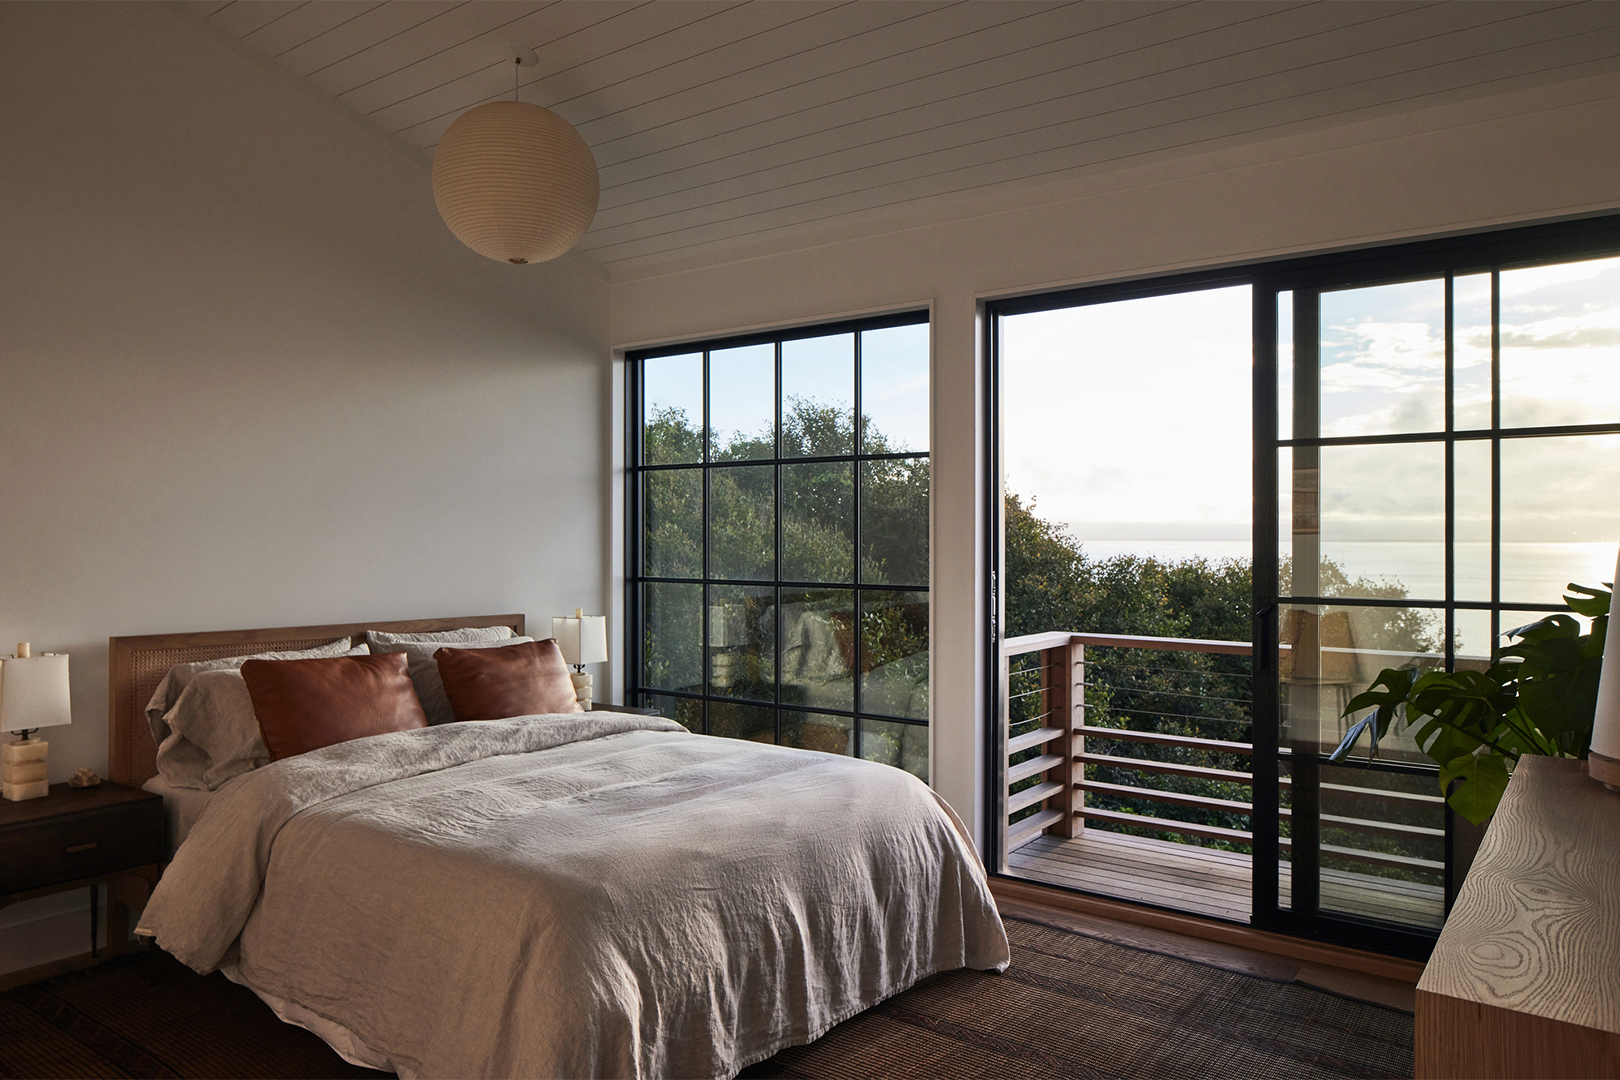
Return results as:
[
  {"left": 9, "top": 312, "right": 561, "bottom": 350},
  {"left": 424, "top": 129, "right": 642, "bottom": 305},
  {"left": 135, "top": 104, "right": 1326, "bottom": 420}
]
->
[{"left": 1329, "top": 583, "right": 1611, "bottom": 824}]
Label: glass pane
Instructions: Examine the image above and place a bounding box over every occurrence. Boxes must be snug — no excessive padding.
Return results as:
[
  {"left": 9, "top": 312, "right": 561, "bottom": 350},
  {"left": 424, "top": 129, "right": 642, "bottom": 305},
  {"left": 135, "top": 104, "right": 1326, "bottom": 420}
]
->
[
  {"left": 861, "top": 457, "right": 929, "bottom": 586},
  {"left": 710, "top": 343, "right": 774, "bottom": 461},
  {"left": 639, "top": 692, "right": 702, "bottom": 733},
  {"left": 1500, "top": 255, "right": 1620, "bottom": 430},
  {"left": 643, "top": 352, "right": 702, "bottom": 465},
  {"left": 1318, "top": 442, "right": 1445, "bottom": 602},
  {"left": 781, "top": 333, "right": 853, "bottom": 458},
  {"left": 782, "top": 461, "right": 853, "bottom": 583},
  {"left": 1279, "top": 445, "right": 1295, "bottom": 594},
  {"left": 1314, "top": 764, "right": 1445, "bottom": 931},
  {"left": 779, "top": 589, "right": 854, "bottom": 713},
  {"left": 643, "top": 469, "right": 701, "bottom": 578},
  {"left": 709, "top": 701, "right": 775, "bottom": 743},
  {"left": 708, "top": 585, "right": 775, "bottom": 702},
  {"left": 1320, "top": 279, "right": 1445, "bottom": 437},
  {"left": 1500, "top": 434, "right": 1620, "bottom": 605},
  {"left": 1278, "top": 289, "right": 1293, "bottom": 441},
  {"left": 861, "top": 718, "right": 928, "bottom": 782},
  {"left": 1455, "top": 439, "right": 1491, "bottom": 603},
  {"left": 643, "top": 582, "right": 701, "bottom": 693},
  {"left": 1280, "top": 602, "right": 1443, "bottom": 759},
  {"left": 1455, "top": 609, "right": 1492, "bottom": 671},
  {"left": 1453, "top": 273, "right": 1492, "bottom": 431},
  {"left": 861, "top": 323, "right": 929, "bottom": 454},
  {"left": 860, "top": 590, "right": 928, "bottom": 721},
  {"left": 708, "top": 464, "right": 775, "bottom": 581},
  {"left": 782, "top": 710, "right": 852, "bottom": 757}
]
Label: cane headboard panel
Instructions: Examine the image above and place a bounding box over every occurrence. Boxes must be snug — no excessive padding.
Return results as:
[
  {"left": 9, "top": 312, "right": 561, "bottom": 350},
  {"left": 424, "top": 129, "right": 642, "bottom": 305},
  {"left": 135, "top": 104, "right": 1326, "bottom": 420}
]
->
[{"left": 108, "top": 614, "right": 525, "bottom": 787}]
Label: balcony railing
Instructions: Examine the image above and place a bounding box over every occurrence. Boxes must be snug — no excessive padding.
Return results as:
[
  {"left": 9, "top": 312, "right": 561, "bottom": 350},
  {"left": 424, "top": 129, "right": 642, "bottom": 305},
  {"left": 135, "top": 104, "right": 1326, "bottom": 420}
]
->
[{"left": 1001, "top": 631, "right": 1445, "bottom": 881}]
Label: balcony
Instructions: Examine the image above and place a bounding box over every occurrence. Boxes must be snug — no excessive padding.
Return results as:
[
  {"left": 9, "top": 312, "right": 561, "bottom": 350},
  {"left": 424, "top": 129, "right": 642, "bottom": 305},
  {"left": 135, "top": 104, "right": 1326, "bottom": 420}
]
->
[{"left": 1001, "top": 631, "right": 1446, "bottom": 929}]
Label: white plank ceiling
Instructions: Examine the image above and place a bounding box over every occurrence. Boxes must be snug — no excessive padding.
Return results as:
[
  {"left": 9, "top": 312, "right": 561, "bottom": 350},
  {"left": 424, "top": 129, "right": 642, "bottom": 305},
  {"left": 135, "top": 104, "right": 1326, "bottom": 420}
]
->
[{"left": 178, "top": 1, "right": 1620, "bottom": 273}]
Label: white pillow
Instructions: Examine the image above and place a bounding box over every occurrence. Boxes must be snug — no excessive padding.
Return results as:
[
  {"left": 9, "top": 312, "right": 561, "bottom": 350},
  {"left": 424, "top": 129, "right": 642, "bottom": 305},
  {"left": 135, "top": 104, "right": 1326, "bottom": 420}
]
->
[{"left": 370, "top": 636, "right": 534, "bottom": 726}]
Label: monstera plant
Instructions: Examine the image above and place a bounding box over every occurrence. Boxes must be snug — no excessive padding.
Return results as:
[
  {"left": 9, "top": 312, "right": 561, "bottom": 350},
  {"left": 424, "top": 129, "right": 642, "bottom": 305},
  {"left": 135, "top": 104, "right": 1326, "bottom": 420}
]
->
[{"left": 1330, "top": 583, "right": 1611, "bottom": 824}]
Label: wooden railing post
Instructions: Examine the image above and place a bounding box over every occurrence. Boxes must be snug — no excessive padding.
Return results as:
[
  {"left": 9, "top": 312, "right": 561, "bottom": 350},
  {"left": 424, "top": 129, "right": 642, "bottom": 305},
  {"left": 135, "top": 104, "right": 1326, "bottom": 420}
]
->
[{"left": 1068, "top": 640, "right": 1084, "bottom": 837}]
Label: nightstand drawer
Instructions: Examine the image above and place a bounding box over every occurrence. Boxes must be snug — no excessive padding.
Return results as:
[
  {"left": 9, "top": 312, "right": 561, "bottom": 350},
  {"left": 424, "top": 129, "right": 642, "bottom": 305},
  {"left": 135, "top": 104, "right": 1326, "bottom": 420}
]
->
[{"left": 0, "top": 799, "right": 165, "bottom": 893}]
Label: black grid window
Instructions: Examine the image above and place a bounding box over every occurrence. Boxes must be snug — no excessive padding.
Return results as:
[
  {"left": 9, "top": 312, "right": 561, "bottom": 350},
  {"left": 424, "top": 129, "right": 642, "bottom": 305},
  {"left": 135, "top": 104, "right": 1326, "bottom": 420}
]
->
[{"left": 627, "top": 311, "right": 931, "bottom": 781}]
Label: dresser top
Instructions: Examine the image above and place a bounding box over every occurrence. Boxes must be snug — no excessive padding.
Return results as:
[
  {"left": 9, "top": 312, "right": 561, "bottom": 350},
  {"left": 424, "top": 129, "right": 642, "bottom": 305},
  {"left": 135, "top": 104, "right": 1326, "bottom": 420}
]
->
[
  {"left": 0, "top": 781, "right": 157, "bottom": 827},
  {"left": 1419, "top": 756, "right": 1620, "bottom": 1034}
]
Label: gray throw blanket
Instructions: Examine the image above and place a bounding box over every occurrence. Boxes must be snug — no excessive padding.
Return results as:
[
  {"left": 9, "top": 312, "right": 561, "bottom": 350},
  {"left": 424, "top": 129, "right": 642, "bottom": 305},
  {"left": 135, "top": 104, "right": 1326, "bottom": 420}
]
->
[{"left": 138, "top": 714, "right": 1010, "bottom": 1078}]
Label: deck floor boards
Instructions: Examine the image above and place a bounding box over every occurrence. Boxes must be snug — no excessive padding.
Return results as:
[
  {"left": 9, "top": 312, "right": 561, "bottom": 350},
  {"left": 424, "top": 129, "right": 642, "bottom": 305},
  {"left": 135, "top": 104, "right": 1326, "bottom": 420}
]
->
[{"left": 1007, "top": 829, "right": 1444, "bottom": 928}]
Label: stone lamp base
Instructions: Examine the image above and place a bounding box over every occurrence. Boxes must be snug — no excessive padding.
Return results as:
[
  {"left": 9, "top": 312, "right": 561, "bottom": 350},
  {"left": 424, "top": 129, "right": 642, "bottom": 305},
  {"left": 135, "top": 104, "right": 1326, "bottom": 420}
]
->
[
  {"left": 571, "top": 672, "right": 594, "bottom": 710},
  {"left": 2, "top": 737, "right": 50, "bottom": 801}
]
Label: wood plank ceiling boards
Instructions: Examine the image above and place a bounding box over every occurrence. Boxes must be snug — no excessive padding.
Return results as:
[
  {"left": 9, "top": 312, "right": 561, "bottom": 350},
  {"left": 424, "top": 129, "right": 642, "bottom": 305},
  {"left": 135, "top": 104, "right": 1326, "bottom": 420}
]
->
[{"left": 174, "top": 1, "right": 1620, "bottom": 277}]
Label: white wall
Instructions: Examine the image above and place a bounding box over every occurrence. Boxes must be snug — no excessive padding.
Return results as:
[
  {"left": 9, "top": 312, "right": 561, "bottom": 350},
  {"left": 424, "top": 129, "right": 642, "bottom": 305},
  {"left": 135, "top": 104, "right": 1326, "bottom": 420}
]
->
[
  {"left": 610, "top": 71, "right": 1620, "bottom": 851},
  {"left": 0, "top": 3, "right": 612, "bottom": 974}
]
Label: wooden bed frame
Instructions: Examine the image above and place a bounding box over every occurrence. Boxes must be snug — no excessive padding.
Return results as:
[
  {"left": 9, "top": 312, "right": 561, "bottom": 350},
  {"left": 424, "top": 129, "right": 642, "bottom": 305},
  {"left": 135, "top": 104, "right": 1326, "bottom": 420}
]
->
[{"left": 108, "top": 615, "right": 525, "bottom": 787}]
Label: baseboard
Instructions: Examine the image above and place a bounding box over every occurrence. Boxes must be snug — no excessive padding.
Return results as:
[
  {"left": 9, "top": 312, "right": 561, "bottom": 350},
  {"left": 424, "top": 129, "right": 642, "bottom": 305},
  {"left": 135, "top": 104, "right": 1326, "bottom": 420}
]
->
[{"left": 989, "top": 876, "right": 1426, "bottom": 984}]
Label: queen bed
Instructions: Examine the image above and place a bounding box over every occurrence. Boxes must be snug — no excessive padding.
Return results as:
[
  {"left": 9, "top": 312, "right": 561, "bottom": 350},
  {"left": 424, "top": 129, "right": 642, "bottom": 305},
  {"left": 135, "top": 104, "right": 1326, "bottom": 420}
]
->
[{"left": 109, "top": 616, "right": 1009, "bottom": 1079}]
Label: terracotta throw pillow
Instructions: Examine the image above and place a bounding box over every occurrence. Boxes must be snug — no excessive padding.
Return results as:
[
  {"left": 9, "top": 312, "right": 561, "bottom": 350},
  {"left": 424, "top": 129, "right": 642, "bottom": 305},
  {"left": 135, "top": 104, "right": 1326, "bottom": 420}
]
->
[
  {"left": 241, "top": 652, "right": 428, "bottom": 761},
  {"left": 435, "top": 638, "right": 582, "bottom": 721}
]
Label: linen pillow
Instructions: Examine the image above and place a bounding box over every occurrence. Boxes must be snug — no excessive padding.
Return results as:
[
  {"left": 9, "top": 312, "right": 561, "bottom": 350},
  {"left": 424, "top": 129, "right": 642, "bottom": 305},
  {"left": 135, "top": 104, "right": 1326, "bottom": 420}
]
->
[
  {"left": 160, "top": 670, "right": 269, "bottom": 790},
  {"left": 148, "top": 638, "right": 360, "bottom": 788},
  {"left": 241, "top": 652, "right": 428, "bottom": 761},
  {"left": 363, "top": 626, "right": 513, "bottom": 650},
  {"left": 435, "top": 638, "right": 582, "bottom": 722},
  {"left": 369, "top": 636, "right": 534, "bottom": 726}
]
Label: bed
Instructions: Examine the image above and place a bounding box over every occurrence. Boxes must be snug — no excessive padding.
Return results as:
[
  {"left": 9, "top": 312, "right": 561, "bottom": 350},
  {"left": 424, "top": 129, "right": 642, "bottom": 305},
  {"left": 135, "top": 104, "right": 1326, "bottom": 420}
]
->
[{"left": 109, "top": 616, "right": 1010, "bottom": 1079}]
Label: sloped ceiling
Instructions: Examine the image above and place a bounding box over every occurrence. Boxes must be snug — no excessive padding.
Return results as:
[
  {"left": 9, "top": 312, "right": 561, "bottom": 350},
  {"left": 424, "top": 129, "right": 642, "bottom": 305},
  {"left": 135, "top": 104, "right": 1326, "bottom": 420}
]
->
[{"left": 177, "top": 1, "right": 1620, "bottom": 275}]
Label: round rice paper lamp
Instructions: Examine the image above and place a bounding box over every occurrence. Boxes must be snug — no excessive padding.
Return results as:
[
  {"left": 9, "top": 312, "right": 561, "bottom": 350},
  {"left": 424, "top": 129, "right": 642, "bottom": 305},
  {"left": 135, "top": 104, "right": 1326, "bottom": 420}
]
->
[{"left": 431, "top": 100, "right": 599, "bottom": 265}]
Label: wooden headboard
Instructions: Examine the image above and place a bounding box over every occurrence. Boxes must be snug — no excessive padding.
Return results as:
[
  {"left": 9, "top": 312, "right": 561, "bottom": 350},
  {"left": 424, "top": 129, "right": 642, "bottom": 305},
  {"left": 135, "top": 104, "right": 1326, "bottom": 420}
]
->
[{"left": 108, "top": 614, "right": 525, "bottom": 787}]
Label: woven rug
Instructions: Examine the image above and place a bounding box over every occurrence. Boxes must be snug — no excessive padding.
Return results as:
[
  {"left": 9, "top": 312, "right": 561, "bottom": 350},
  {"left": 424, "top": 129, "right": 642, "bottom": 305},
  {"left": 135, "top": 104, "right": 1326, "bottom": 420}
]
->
[{"left": 1, "top": 917, "right": 1411, "bottom": 1079}]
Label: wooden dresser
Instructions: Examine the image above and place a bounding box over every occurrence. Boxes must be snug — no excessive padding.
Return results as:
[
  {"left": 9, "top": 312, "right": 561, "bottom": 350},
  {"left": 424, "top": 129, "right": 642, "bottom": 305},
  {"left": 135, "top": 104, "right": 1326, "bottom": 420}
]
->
[{"left": 1416, "top": 756, "right": 1620, "bottom": 1079}]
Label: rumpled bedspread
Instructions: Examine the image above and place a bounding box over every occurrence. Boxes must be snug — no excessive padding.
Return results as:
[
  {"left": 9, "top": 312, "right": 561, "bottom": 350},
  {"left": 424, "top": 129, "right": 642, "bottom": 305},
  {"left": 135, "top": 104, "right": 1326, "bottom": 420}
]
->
[{"left": 138, "top": 714, "right": 1010, "bottom": 1078}]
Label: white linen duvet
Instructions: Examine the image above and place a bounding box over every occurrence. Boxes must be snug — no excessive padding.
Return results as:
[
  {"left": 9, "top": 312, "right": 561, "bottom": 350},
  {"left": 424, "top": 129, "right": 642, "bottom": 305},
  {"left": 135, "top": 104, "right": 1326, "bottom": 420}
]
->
[{"left": 138, "top": 713, "right": 1010, "bottom": 1079}]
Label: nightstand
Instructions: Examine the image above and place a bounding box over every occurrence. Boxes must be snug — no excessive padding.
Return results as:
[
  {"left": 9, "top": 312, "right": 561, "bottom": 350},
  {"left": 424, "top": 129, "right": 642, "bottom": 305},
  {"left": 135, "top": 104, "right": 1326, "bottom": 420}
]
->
[{"left": 0, "top": 781, "right": 164, "bottom": 962}]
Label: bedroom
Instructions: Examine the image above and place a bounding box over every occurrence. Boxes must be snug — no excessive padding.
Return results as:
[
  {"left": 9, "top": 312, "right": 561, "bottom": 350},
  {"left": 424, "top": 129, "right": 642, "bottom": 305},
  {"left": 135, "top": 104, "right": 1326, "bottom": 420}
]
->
[{"left": 3, "top": 0, "right": 1619, "bottom": 1049}]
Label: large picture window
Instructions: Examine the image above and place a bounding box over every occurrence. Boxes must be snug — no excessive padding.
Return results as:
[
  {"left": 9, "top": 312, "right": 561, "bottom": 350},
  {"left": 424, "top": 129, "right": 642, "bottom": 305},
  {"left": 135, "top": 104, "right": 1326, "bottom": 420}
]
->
[{"left": 627, "top": 312, "right": 931, "bottom": 780}]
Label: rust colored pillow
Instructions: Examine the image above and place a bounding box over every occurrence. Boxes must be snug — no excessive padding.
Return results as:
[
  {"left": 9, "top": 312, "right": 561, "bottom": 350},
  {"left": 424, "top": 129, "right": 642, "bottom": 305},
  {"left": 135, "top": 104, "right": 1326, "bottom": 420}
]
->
[
  {"left": 241, "top": 652, "right": 428, "bottom": 761},
  {"left": 434, "top": 638, "right": 582, "bottom": 722}
]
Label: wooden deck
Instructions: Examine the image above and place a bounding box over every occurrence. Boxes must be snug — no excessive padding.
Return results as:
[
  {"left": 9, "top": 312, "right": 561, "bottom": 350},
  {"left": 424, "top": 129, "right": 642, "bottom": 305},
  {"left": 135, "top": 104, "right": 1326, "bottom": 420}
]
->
[{"left": 1007, "top": 828, "right": 1445, "bottom": 929}]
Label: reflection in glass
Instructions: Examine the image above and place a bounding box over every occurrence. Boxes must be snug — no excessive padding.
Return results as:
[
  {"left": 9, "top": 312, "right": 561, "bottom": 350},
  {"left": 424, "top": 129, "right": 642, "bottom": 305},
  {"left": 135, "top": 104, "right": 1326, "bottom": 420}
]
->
[
  {"left": 643, "top": 469, "right": 701, "bottom": 578},
  {"left": 708, "top": 465, "right": 775, "bottom": 581},
  {"left": 860, "top": 590, "right": 929, "bottom": 721},
  {"left": 782, "top": 334, "right": 853, "bottom": 457},
  {"left": 1314, "top": 764, "right": 1445, "bottom": 930},
  {"left": 709, "top": 701, "right": 776, "bottom": 743},
  {"left": 1319, "top": 279, "right": 1445, "bottom": 437},
  {"left": 1280, "top": 603, "right": 1442, "bottom": 759},
  {"left": 1500, "top": 255, "right": 1620, "bottom": 430},
  {"left": 1318, "top": 442, "right": 1445, "bottom": 601},
  {"left": 640, "top": 692, "right": 702, "bottom": 733},
  {"left": 708, "top": 585, "right": 775, "bottom": 702},
  {"left": 781, "top": 710, "right": 852, "bottom": 756},
  {"left": 778, "top": 589, "right": 854, "bottom": 713},
  {"left": 644, "top": 352, "right": 703, "bottom": 465},
  {"left": 643, "top": 583, "right": 701, "bottom": 693},
  {"left": 861, "top": 718, "right": 927, "bottom": 782},
  {"left": 861, "top": 458, "right": 929, "bottom": 586},
  {"left": 710, "top": 343, "right": 775, "bottom": 461},
  {"left": 782, "top": 461, "right": 853, "bottom": 583},
  {"left": 1500, "top": 434, "right": 1620, "bottom": 604},
  {"left": 1453, "top": 273, "right": 1493, "bottom": 431},
  {"left": 861, "top": 323, "right": 929, "bottom": 454}
]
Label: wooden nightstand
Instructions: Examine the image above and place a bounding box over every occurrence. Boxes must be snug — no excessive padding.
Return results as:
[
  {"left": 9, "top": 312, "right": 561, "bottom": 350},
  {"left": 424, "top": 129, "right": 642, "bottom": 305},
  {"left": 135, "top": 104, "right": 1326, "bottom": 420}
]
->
[{"left": 0, "top": 781, "right": 164, "bottom": 966}]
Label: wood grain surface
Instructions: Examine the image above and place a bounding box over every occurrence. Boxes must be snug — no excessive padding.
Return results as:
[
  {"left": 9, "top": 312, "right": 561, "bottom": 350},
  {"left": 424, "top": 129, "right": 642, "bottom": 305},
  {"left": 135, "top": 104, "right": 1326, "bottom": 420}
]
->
[{"left": 1418, "top": 755, "right": 1620, "bottom": 1035}]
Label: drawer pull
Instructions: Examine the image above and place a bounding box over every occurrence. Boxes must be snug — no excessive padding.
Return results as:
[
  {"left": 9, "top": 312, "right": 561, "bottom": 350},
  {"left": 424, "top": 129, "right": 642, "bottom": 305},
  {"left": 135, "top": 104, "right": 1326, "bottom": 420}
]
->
[{"left": 65, "top": 842, "right": 98, "bottom": 854}]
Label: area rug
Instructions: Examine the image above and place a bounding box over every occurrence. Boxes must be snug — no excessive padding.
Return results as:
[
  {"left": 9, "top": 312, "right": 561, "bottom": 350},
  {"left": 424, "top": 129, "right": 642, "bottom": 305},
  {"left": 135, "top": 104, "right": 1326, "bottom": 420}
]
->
[{"left": 1, "top": 917, "right": 1411, "bottom": 1079}]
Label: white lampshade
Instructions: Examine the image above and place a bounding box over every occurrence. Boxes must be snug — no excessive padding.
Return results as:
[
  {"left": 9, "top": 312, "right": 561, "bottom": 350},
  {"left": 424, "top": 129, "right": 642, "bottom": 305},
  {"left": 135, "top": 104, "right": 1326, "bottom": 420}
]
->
[
  {"left": 1588, "top": 543, "right": 1620, "bottom": 789},
  {"left": 0, "top": 653, "right": 72, "bottom": 734},
  {"left": 552, "top": 612, "right": 608, "bottom": 667},
  {"left": 431, "top": 100, "right": 599, "bottom": 265}
]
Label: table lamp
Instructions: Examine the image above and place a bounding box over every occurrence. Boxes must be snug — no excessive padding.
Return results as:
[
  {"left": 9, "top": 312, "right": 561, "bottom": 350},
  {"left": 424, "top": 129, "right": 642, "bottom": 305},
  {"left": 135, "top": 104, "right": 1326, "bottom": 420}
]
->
[
  {"left": 1588, "top": 543, "right": 1620, "bottom": 791},
  {"left": 1, "top": 644, "right": 72, "bottom": 802},
  {"left": 552, "top": 609, "right": 608, "bottom": 709}
]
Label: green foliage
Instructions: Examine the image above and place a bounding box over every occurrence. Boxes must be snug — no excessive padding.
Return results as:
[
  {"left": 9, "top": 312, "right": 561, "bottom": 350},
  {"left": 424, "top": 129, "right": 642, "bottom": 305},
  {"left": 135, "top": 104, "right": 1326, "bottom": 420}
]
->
[{"left": 1333, "top": 584, "right": 1611, "bottom": 823}]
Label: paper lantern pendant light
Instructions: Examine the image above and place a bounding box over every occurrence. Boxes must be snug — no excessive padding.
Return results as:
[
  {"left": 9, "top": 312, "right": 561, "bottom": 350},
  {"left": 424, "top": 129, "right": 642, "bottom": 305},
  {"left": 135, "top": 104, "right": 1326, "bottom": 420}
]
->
[{"left": 432, "top": 100, "right": 599, "bottom": 265}]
